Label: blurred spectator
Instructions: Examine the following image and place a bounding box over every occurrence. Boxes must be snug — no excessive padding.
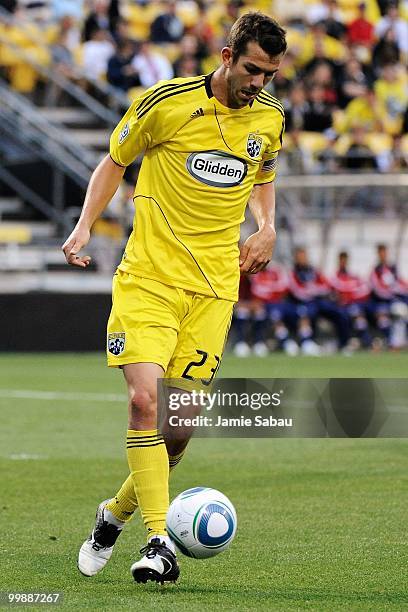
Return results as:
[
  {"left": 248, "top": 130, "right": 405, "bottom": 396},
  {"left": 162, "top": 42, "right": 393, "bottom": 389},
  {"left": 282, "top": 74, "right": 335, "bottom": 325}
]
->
[
  {"left": 249, "top": 265, "right": 299, "bottom": 356},
  {"left": 341, "top": 126, "right": 378, "bottom": 170},
  {"left": 339, "top": 85, "right": 384, "bottom": 133},
  {"left": 112, "top": 17, "right": 133, "bottom": 46},
  {"left": 131, "top": 40, "right": 173, "bottom": 88},
  {"left": 304, "top": 59, "right": 338, "bottom": 104},
  {"left": 284, "top": 81, "right": 308, "bottom": 132},
  {"left": 370, "top": 244, "right": 408, "bottom": 302},
  {"left": 83, "top": 0, "right": 114, "bottom": 42},
  {"left": 372, "top": 26, "right": 400, "bottom": 69},
  {"left": 297, "top": 22, "right": 347, "bottom": 68},
  {"left": 107, "top": 39, "right": 140, "bottom": 91},
  {"left": 337, "top": 57, "right": 371, "bottom": 108},
  {"left": 347, "top": 2, "right": 375, "bottom": 48},
  {"left": 390, "top": 134, "right": 408, "bottom": 171},
  {"left": 330, "top": 251, "right": 371, "bottom": 347},
  {"left": 307, "top": 0, "right": 340, "bottom": 25},
  {"left": 150, "top": 0, "right": 184, "bottom": 44},
  {"left": 233, "top": 274, "right": 252, "bottom": 357},
  {"left": 303, "top": 84, "right": 334, "bottom": 132},
  {"left": 54, "top": 15, "right": 81, "bottom": 54},
  {"left": 81, "top": 26, "right": 114, "bottom": 81},
  {"left": 190, "top": 1, "right": 215, "bottom": 57},
  {"left": 375, "top": 1, "right": 408, "bottom": 60},
  {"left": 374, "top": 63, "right": 408, "bottom": 135},
  {"left": 219, "top": 0, "right": 243, "bottom": 39},
  {"left": 287, "top": 247, "right": 350, "bottom": 352},
  {"left": 51, "top": 22, "right": 77, "bottom": 76},
  {"left": 320, "top": 0, "right": 347, "bottom": 40},
  {"left": 368, "top": 244, "right": 408, "bottom": 347},
  {"left": 173, "top": 34, "right": 202, "bottom": 77}
]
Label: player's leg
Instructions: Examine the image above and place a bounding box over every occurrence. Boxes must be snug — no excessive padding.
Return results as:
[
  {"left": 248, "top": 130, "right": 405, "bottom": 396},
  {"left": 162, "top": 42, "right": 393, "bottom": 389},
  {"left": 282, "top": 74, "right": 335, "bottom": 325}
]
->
[
  {"left": 123, "top": 362, "right": 180, "bottom": 583},
  {"left": 78, "top": 273, "right": 180, "bottom": 579}
]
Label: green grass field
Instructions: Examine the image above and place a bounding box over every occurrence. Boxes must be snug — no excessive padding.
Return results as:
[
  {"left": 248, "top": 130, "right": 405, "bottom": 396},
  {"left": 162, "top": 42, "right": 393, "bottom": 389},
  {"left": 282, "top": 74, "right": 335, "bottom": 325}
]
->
[{"left": 1, "top": 353, "right": 407, "bottom": 611}]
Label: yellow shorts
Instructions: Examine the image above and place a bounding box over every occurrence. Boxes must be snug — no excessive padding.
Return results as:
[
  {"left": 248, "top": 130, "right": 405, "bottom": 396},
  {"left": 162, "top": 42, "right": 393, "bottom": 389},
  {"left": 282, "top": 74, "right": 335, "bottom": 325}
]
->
[{"left": 107, "top": 271, "right": 234, "bottom": 383}]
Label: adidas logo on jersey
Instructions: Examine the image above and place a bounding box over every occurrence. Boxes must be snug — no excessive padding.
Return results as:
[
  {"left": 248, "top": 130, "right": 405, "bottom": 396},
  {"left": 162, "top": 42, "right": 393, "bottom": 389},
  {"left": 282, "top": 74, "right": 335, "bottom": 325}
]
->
[{"left": 190, "top": 108, "right": 204, "bottom": 118}]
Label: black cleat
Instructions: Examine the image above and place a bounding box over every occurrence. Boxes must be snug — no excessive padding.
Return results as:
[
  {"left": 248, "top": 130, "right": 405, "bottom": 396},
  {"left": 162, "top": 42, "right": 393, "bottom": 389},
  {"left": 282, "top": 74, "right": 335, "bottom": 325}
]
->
[{"left": 131, "top": 537, "right": 180, "bottom": 584}]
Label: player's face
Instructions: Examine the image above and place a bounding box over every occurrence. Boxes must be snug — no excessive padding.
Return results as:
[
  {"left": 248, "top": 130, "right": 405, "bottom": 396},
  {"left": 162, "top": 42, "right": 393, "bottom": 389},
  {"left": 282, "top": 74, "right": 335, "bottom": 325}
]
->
[{"left": 222, "top": 42, "right": 283, "bottom": 109}]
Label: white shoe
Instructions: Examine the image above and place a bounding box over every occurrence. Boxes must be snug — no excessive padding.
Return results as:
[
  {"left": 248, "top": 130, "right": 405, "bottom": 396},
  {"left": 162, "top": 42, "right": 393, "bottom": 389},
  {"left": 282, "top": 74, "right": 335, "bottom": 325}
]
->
[
  {"left": 233, "top": 341, "right": 251, "bottom": 357},
  {"left": 78, "top": 499, "right": 125, "bottom": 577},
  {"left": 131, "top": 535, "right": 180, "bottom": 584},
  {"left": 301, "top": 339, "right": 321, "bottom": 356},
  {"left": 253, "top": 341, "right": 268, "bottom": 357},
  {"left": 283, "top": 339, "right": 299, "bottom": 356}
]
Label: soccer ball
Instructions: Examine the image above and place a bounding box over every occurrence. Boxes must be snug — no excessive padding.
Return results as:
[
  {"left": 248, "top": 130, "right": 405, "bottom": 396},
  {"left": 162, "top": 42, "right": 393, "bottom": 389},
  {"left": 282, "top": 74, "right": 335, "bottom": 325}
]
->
[{"left": 166, "top": 487, "right": 237, "bottom": 559}]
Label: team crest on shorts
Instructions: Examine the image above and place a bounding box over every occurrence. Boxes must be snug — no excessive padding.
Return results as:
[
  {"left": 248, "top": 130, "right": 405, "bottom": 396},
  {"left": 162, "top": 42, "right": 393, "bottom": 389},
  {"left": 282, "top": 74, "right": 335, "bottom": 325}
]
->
[
  {"left": 247, "top": 133, "right": 262, "bottom": 158},
  {"left": 108, "top": 332, "right": 126, "bottom": 356}
]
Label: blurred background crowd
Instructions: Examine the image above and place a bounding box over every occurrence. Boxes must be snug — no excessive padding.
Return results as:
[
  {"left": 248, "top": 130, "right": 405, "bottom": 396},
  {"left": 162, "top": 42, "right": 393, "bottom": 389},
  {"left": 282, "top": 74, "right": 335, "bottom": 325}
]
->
[
  {"left": 0, "top": 0, "right": 407, "bottom": 172},
  {"left": 0, "top": 0, "right": 407, "bottom": 353}
]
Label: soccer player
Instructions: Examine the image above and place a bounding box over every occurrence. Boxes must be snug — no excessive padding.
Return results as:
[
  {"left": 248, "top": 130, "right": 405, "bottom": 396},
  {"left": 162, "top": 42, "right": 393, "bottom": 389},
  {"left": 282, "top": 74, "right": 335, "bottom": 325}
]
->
[{"left": 62, "top": 12, "right": 287, "bottom": 584}]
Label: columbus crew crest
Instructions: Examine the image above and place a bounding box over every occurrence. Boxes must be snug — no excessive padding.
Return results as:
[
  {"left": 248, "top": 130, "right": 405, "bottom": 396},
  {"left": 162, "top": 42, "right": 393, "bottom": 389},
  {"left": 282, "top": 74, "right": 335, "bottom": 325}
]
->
[
  {"left": 108, "top": 332, "right": 126, "bottom": 356},
  {"left": 247, "top": 133, "right": 262, "bottom": 158}
]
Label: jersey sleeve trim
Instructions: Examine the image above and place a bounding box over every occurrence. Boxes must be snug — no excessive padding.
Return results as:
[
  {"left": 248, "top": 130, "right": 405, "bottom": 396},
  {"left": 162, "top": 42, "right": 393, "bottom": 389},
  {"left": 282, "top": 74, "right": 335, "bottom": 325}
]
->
[{"left": 110, "top": 154, "right": 126, "bottom": 168}]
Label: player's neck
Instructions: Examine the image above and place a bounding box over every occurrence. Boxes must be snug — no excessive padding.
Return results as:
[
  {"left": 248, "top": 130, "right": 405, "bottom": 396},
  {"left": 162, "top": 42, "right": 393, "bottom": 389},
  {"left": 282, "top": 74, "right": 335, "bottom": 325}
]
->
[{"left": 210, "top": 67, "right": 230, "bottom": 108}]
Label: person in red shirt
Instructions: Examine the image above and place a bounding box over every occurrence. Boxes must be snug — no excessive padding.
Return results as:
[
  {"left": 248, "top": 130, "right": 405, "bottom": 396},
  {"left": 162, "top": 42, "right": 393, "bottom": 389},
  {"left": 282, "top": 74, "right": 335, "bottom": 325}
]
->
[
  {"left": 331, "top": 251, "right": 371, "bottom": 347},
  {"left": 233, "top": 265, "right": 297, "bottom": 356},
  {"left": 250, "top": 264, "right": 299, "bottom": 355},
  {"left": 347, "top": 2, "right": 375, "bottom": 48},
  {"left": 368, "top": 244, "right": 408, "bottom": 347},
  {"left": 287, "top": 247, "right": 350, "bottom": 352}
]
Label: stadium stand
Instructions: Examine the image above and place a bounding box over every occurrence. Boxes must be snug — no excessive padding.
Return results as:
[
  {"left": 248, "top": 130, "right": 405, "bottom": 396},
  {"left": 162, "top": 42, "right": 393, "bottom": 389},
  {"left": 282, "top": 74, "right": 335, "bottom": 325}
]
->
[{"left": 0, "top": 0, "right": 407, "bottom": 351}]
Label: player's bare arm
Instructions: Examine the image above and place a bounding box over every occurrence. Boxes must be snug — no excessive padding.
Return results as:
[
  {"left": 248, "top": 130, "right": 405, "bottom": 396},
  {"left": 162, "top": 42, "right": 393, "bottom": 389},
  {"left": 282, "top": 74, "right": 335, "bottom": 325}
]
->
[
  {"left": 239, "top": 181, "right": 276, "bottom": 274},
  {"left": 62, "top": 155, "right": 126, "bottom": 268}
]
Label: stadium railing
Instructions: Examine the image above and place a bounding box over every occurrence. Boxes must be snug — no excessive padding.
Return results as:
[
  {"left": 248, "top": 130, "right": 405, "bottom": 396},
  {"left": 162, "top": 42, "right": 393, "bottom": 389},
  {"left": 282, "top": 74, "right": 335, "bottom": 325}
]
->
[{"left": 274, "top": 173, "right": 408, "bottom": 276}]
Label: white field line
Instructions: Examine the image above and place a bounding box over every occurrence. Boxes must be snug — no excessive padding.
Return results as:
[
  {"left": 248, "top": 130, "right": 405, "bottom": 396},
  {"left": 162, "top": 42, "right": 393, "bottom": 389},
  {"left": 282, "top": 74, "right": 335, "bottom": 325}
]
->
[{"left": 0, "top": 389, "right": 126, "bottom": 402}]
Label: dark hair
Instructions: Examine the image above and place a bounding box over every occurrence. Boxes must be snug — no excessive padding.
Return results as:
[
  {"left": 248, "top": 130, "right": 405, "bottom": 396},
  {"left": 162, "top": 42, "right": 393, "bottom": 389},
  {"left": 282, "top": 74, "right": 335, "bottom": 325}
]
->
[{"left": 227, "top": 12, "right": 287, "bottom": 62}]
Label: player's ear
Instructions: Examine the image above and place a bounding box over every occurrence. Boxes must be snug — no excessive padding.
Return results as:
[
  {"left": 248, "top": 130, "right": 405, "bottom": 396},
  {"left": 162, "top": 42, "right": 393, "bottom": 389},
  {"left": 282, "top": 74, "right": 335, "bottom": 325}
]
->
[{"left": 221, "top": 46, "right": 233, "bottom": 67}]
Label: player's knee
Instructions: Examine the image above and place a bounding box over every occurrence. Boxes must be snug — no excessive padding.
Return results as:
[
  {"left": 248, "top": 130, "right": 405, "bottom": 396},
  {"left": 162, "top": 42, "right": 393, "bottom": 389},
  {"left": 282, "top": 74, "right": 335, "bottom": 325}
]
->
[{"left": 129, "top": 388, "right": 157, "bottom": 420}]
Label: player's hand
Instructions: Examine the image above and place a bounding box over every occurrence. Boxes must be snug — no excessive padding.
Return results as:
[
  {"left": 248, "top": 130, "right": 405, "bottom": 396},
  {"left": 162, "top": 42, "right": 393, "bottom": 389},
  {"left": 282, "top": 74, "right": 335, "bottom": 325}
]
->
[
  {"left": 62, "top": 225, "right": 91, "bottom": 268},
  {"left": 239, "top": 226, "right": 276, "bottom": 274}
]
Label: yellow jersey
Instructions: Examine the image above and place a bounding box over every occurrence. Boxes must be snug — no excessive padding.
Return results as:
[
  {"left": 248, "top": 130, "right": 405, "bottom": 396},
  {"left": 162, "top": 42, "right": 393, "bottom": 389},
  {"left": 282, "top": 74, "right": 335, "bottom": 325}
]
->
[{"left": 109, "top": 74, "right": 284, "bottom": 301}]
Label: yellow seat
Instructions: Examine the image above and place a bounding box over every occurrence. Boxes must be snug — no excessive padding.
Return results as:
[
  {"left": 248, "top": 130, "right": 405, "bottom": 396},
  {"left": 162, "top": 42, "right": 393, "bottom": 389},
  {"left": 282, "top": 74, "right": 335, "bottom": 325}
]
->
[
  {"left": 298, "top": 132, "right": 329, "bottom": 155},
  {"left": 0, "top": 224, "right": 31, "bottom": 244}
]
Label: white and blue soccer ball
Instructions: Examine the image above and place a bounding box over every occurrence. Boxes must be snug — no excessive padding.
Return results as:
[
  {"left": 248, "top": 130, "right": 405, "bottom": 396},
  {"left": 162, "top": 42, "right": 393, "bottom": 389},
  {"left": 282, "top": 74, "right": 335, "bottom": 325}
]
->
[{"left": 166, "top": 487, "right": 237, "bottom": 559}]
